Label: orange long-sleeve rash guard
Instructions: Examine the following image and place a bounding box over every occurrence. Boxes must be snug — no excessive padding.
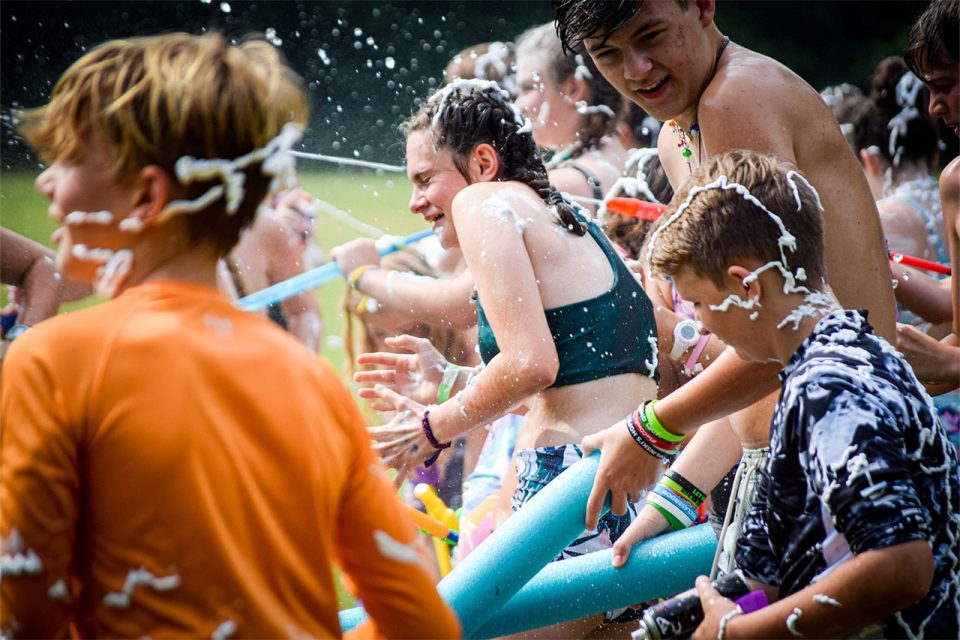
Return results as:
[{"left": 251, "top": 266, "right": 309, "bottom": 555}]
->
[{"left": 0, "top": 280, "right": 460, "bottom": 639}]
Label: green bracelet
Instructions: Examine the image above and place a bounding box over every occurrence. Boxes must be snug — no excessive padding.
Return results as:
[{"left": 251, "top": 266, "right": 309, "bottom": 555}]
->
[
  {"left": 644, "top": 401, "right": 685, "bottom": 444},
  {"left": 436, "top": 363, "right": 461, "bottom": 404}
]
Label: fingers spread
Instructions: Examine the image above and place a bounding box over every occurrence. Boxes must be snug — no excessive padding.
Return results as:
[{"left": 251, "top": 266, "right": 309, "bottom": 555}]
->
[{"left": 355, "top": 370, "right": 398, "bottom": 385}]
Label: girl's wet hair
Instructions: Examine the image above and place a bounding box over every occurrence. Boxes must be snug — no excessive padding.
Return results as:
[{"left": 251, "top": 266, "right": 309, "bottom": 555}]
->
[
  {"left": 405, "top": 81, "right": 586, "bottom": 236},
  {"left": 515, "top": 22, "right": 624, "bottom": 157},
  {"left": 853, "top": 57, "right": 938, "bottom": 169}
]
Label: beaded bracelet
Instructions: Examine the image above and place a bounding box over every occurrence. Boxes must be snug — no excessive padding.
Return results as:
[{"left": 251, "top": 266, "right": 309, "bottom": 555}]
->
[
  {"left": 421, "top": 410, "right": 451, "bottom": 468},
  {"left": 663, "top": 468, "right": 707, "bottom": 507},
  {"left": 436, "top": 364, "right": 461, "bottom": 404}
]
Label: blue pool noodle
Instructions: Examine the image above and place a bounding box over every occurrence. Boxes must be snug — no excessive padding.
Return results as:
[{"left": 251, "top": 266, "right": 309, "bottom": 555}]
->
[
  {"left": 340, "top": 451, "right": 607, "bottom": 633},
  {"left": 339, "top": 451, "right": 717, "bottom": 635},
  {"left": 472, "top": 524, "right": 717, "bottom": 638},
  {"left": 235, "top": 228, "right": 433, "bottom": 311}
]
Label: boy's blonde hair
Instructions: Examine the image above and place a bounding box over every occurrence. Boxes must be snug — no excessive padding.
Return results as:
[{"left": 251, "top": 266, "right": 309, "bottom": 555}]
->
[
  {"left": 18, "top": 32, "right": 307, "bottom": 256},
  {"left": 647, "top": 150, "right": 826, "bottom": 289}
]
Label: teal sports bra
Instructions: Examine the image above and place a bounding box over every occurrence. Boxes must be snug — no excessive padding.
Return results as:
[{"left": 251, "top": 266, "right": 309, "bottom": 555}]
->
[{"left": 475, "top": 215, "right": 658, "bottom": 388}]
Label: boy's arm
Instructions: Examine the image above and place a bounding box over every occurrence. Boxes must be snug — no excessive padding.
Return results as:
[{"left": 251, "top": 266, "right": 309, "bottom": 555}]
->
[
  {"left": 333, "top": 391, "right": 460, "bottom": 639},
  {"left": 583, "top": 348, "right": 780, "bottom": 529},
  {"left": 697, "top": 540, "right": 933, "bottom": 639},
  {"left": 0, "top": 340, "right": 80, "bottom": 637}
]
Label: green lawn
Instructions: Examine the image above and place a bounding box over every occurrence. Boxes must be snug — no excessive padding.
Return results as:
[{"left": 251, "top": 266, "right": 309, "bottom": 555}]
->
[{"left": 0, "top": 169, "right": 420, "bottom": 375}]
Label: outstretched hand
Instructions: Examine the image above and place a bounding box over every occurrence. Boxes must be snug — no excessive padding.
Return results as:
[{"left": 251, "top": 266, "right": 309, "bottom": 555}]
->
[
  {"left": 355, "top": 334, "right": 447, "bottom": 409},
  {"left": 365, "top": 384, "right": 433, "bottom": 480},
  {"left": 581, "top": 419, "right": 664, "bottom": 531}
]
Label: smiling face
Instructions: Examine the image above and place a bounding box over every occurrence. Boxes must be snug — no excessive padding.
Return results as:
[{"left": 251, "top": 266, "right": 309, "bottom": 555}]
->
[
  {"left": 583, "top": 1, "right": 714, "bottom": 122},
  {"left": 34, "top": 145, "right": 139, "bottom": 283},
  {"left": 405, "top": 129, "right": 470, "bottom": 249},
  {"left": 922, "top": 60, "right": 960, "bottom": 136}
]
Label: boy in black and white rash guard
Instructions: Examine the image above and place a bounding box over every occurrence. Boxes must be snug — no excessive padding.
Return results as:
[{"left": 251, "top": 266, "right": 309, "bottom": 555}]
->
[{"left": 646, "top": 150, "right": 959, "bottom": 639}]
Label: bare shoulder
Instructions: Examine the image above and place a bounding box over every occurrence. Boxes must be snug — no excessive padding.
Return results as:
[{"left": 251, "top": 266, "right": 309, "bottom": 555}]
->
[
  {"left": 940, "top": 157, "right": 960, "bottom": 211},
  {"left": 699, "top": 45, "right": 827, "bottom": 158},
  {"left": 453, "top": 181, "right": 544, "bottom": 220},
  {"left": 253, "top": 214, "right": 295, "bottom": 255}
]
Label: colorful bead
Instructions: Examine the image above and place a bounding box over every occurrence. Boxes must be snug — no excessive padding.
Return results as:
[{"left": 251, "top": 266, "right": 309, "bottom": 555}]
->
[{"left": 681, "top": 148, "right": 692, "bottom": 158}]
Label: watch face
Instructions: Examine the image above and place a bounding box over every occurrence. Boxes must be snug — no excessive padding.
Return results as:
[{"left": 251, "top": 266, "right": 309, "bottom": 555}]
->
[{"left": 677, "top": 322, "right": 698, "bottom": 343}]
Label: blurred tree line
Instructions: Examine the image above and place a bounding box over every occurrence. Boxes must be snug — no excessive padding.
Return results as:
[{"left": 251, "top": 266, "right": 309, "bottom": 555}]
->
[{"left": 2, "top": 1, "right": 950, "bottom": 170}]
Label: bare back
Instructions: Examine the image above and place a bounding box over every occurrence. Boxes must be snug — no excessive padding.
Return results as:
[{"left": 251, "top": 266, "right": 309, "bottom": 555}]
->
[{"left": 452, "top": 181, "right": 656, "bottom": 448}]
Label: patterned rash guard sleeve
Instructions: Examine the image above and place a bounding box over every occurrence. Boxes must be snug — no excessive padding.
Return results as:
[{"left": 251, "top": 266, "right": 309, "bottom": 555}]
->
[
  {"left": 332, "top": 386, "right": 460, "bottom": 640},
  {"left": 800, "top": 375, "right": 929, "bottom": 554},
  {"left": 735, "top": 473, "right": 782, "bottom": 587}
]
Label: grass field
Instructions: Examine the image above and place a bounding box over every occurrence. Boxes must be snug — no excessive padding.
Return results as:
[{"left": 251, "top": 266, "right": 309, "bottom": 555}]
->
[{"left": 0, "top": 169, "right": 421, "bottom": 375}]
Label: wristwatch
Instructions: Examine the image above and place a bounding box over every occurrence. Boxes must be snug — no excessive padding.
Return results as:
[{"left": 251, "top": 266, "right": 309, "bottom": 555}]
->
[
  {"left": 4, "top": 323, "right": 31, "bottom": 341},
  {"left": 669, "top": 319, "right": 700, "bottom": 360}
]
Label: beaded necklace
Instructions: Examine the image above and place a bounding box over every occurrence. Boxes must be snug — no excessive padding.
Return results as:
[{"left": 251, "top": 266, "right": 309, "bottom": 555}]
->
[{"left": 668, "top": 36, "right": 730, "bottom": 168}]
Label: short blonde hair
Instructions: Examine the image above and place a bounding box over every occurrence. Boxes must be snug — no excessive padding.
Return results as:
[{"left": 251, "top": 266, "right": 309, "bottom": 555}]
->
[
  {"left": 647, "top": 150, "right": 826, "bottom": 289},
  {"left": 19, "top": 32, "right": 307, "bottom": 255}
]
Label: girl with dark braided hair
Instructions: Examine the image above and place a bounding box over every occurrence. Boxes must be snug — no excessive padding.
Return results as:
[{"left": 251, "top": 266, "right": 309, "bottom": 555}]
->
[
  {"left": 515, "top": 22, "right": 628, "bottom": 213},
  {"left": 358, "top": 79, "right": 659, "bottom": 634}
]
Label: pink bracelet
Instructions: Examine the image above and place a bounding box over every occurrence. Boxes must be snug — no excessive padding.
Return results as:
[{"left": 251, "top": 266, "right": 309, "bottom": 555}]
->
[{"left": 684, "top": 333, "right": 711, "bottom": 375}]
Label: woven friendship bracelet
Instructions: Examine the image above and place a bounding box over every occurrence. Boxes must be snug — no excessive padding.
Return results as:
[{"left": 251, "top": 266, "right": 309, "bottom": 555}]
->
[
  {"left": 664, "top": 468, "right": 707, "bottom": 506},
  {"left": 421, "top": 410, "right": 450, "bottom": 468}
]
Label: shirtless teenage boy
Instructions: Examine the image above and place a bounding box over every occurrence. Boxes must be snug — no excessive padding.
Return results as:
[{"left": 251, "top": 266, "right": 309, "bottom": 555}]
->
[{"left": 552, "top": 0, "right": 896, "bottom": 540}]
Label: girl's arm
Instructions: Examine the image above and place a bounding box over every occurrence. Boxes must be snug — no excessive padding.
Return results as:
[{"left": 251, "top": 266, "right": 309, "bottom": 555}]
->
[
  {"left": 425, "top": 186, "right": 560, "bottom": 441},
  {"left": 332, "top": 238, "right": 478, "bottom": 330}
]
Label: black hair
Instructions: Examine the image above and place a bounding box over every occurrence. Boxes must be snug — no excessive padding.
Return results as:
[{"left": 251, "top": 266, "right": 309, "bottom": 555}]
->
[
  {"left": 904, "top": 0, "right": 959, "bottom": 77},
  {"left": 552, "top": 0, "right": 689, "bottom": 54},
  {"left": 406, "top": 81, "right": 586, "bottom": 236},
  {"left": 853, "top": 57, "right": 939, "bottom": 169}
]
